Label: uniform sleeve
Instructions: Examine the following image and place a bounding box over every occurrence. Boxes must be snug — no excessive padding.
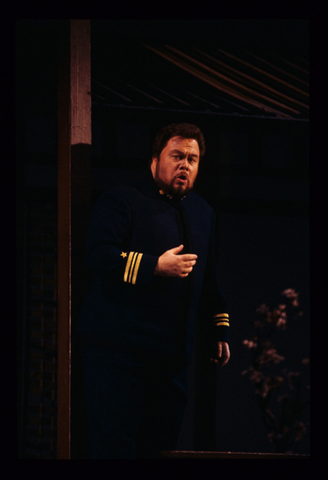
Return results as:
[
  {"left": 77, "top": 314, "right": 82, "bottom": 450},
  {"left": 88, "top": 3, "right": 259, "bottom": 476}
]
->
[
  {"left": 200, "top": 211, "right": 230, "bottom": 344},
  {"left": 85, "top": 190, "right": 158, "bottom": 286}
]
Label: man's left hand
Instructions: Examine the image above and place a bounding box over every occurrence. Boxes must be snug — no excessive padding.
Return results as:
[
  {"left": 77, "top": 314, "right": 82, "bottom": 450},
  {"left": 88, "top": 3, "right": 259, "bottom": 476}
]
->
[{"left": 210, "top": 341, "right": 230, "bottom": 366}]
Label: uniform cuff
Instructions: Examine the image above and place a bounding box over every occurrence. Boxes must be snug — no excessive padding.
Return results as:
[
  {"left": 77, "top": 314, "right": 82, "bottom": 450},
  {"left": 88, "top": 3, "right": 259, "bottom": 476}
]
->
[
  {"left": 122, "top": 251, "right": 158, "bottom": 286},
  {"left": 213, "top": 313, "right": 230, "bottom": 343}
]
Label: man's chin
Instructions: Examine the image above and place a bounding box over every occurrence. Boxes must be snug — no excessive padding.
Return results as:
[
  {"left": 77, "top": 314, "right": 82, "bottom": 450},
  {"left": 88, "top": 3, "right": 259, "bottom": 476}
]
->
[
  {"left": 171, "top": 185, "right": 191, "bottom": 199},
  {"left": 154, "top": 175, "right": 192, "bottom": 199}
]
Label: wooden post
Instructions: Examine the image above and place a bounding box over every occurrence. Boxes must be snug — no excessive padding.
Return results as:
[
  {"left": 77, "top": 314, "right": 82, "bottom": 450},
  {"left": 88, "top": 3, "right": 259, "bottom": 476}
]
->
[{"left": 57, "top": 19, "right": 91, "bottom": 459}]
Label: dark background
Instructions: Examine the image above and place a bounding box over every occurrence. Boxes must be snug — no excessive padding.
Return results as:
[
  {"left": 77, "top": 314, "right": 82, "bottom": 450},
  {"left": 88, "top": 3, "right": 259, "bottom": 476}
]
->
[{"left": 16, "top": 19, "right": 310, "bottom": 458}]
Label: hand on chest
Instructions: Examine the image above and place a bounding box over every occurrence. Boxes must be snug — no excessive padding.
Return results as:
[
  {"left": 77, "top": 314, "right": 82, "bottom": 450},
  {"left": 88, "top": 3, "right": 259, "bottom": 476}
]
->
[{"left": 129, "top": 199, "right": 210, "bottom": 260}]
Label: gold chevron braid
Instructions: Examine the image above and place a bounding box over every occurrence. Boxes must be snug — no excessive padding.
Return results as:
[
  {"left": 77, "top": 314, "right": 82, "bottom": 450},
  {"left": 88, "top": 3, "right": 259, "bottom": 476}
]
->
[{"left": 131, "top": 253, "right": 143, "bottom": 285}]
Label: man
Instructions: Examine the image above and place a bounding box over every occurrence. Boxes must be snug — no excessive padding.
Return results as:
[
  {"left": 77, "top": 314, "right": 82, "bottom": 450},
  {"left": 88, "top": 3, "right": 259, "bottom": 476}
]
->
[{"left": 77, "top": 123, "right": 230, "bottom": 459}]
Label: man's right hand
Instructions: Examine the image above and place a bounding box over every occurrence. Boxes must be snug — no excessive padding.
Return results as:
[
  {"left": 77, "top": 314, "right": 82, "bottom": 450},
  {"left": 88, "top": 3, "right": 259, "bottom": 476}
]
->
[{"left": 154, "top": 244, "right": 197, "bottom": 278}]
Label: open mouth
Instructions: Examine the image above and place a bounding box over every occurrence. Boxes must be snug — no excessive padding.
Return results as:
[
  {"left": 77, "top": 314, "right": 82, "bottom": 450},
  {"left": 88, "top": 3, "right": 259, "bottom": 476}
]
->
[{"left": 176, "top": 173, "right": 188, "bottom": 182}]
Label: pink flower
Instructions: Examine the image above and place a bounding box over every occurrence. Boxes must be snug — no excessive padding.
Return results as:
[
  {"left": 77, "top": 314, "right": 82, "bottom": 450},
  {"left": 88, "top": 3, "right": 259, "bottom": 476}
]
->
[
  {"left": 256, "top": 304, "right": 269, "bottom": 314},
  {"left": 276, "top": 317, "right": 287, "bottom": 329},
  {"left": 259, "top": 347, "right": 285, "bottom": 364},
  {"left": 281, "top": 288, "right": 299, "bottom": 307},
  {"left": 243, "top": 339, "right": 257, "bottom": 349}
]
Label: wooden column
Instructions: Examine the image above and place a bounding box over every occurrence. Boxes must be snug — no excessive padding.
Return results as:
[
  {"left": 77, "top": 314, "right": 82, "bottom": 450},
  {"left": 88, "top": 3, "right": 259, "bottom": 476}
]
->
[{"left": 57, "top": 19, "right": 91, "bottom": 459}]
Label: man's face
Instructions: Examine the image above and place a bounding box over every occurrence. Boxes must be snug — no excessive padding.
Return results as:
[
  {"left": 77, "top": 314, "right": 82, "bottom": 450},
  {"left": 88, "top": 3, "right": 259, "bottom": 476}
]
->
[{"left": 151, "top": 136, "right": 200, "bottom": 198}]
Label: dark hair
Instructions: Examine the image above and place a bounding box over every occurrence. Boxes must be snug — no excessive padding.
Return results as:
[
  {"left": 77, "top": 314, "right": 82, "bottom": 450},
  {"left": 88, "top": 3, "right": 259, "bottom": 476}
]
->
[{"left": 151, "top": 123, "right": 206, "bottom": 160}]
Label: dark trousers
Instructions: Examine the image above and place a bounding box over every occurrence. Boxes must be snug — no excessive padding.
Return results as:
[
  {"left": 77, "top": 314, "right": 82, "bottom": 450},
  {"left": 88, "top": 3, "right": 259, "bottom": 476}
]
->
[{"left": 82, "top": 343, "right": 188, "bottom": 459}]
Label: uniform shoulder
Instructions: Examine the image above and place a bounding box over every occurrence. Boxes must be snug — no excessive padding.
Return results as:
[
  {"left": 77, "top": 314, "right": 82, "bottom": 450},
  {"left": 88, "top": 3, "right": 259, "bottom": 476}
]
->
[
  {"left": 187, "top": 191, "right": 214, "bottom": 212},
  {"left": 97, "top": 172, "right": 151, "bottom": 201},
  {"left": 96, "top": 182, "right": 141, "bottom": 203}
]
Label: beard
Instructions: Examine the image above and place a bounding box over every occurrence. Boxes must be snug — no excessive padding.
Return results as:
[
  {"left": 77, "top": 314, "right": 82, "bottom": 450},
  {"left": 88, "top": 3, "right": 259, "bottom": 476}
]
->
[
  {"left": 154, "top": 168, "right": 192, "bottom": 200},
  {"left": 154, "top": 169, "right": 193, "bottom": 199}
]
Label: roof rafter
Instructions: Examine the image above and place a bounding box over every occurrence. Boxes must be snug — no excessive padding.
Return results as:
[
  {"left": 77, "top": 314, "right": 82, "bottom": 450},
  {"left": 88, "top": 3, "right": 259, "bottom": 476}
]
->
[{"left": 145, "top": 44, "right": 296, "bottom": 118}]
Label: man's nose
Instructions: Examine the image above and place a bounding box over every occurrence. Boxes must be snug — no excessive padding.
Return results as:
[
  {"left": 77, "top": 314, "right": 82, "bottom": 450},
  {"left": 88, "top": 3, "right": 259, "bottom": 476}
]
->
[{"left": 179, "top": 157, "right": 189, "bottom": 169}]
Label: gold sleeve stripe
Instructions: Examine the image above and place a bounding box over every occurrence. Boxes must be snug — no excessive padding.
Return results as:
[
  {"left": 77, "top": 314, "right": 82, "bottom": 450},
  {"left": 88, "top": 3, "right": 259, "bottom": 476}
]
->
[
  {"left": 214, "top": 321, "right": 230, "bottom": 327},
  {"left": 123, "top": 251, "right": 143, "bottom": 284},
  {"left": 132, "top": 253, "right": 143, "bottom": 285},
  {"left": 214, "top": 313, "right": 229, "bottom": 320},
  {"left": 128, "top": 252, "right": 138, "bottom": 283},
  {"left": 124, "top": 252, "right": 135, "bottom": 283}
]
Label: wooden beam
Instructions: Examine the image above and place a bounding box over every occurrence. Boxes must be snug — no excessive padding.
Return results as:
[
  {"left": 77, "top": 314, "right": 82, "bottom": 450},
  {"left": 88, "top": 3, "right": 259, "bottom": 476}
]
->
[{"left": 57, "top": 19, "right": 91, "bottom": 460}]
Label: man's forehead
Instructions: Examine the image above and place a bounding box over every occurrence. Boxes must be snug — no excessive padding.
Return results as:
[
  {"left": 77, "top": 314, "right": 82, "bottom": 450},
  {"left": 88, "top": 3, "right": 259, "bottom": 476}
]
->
[{"left": 166, "top": 136, "right": 199, "bottom": 151}]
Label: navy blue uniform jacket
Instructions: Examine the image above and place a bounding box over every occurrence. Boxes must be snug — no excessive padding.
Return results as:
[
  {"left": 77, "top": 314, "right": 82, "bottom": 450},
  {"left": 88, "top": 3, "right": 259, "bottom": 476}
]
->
[{"left": 77, "top": 173, "right": 229, "bottom": 366}]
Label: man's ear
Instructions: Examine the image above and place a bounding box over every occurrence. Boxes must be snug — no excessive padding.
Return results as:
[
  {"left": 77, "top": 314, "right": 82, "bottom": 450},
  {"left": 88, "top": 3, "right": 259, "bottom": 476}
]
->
[{"left": 150, "top": 157, "right": 158, "bottom": 177}]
